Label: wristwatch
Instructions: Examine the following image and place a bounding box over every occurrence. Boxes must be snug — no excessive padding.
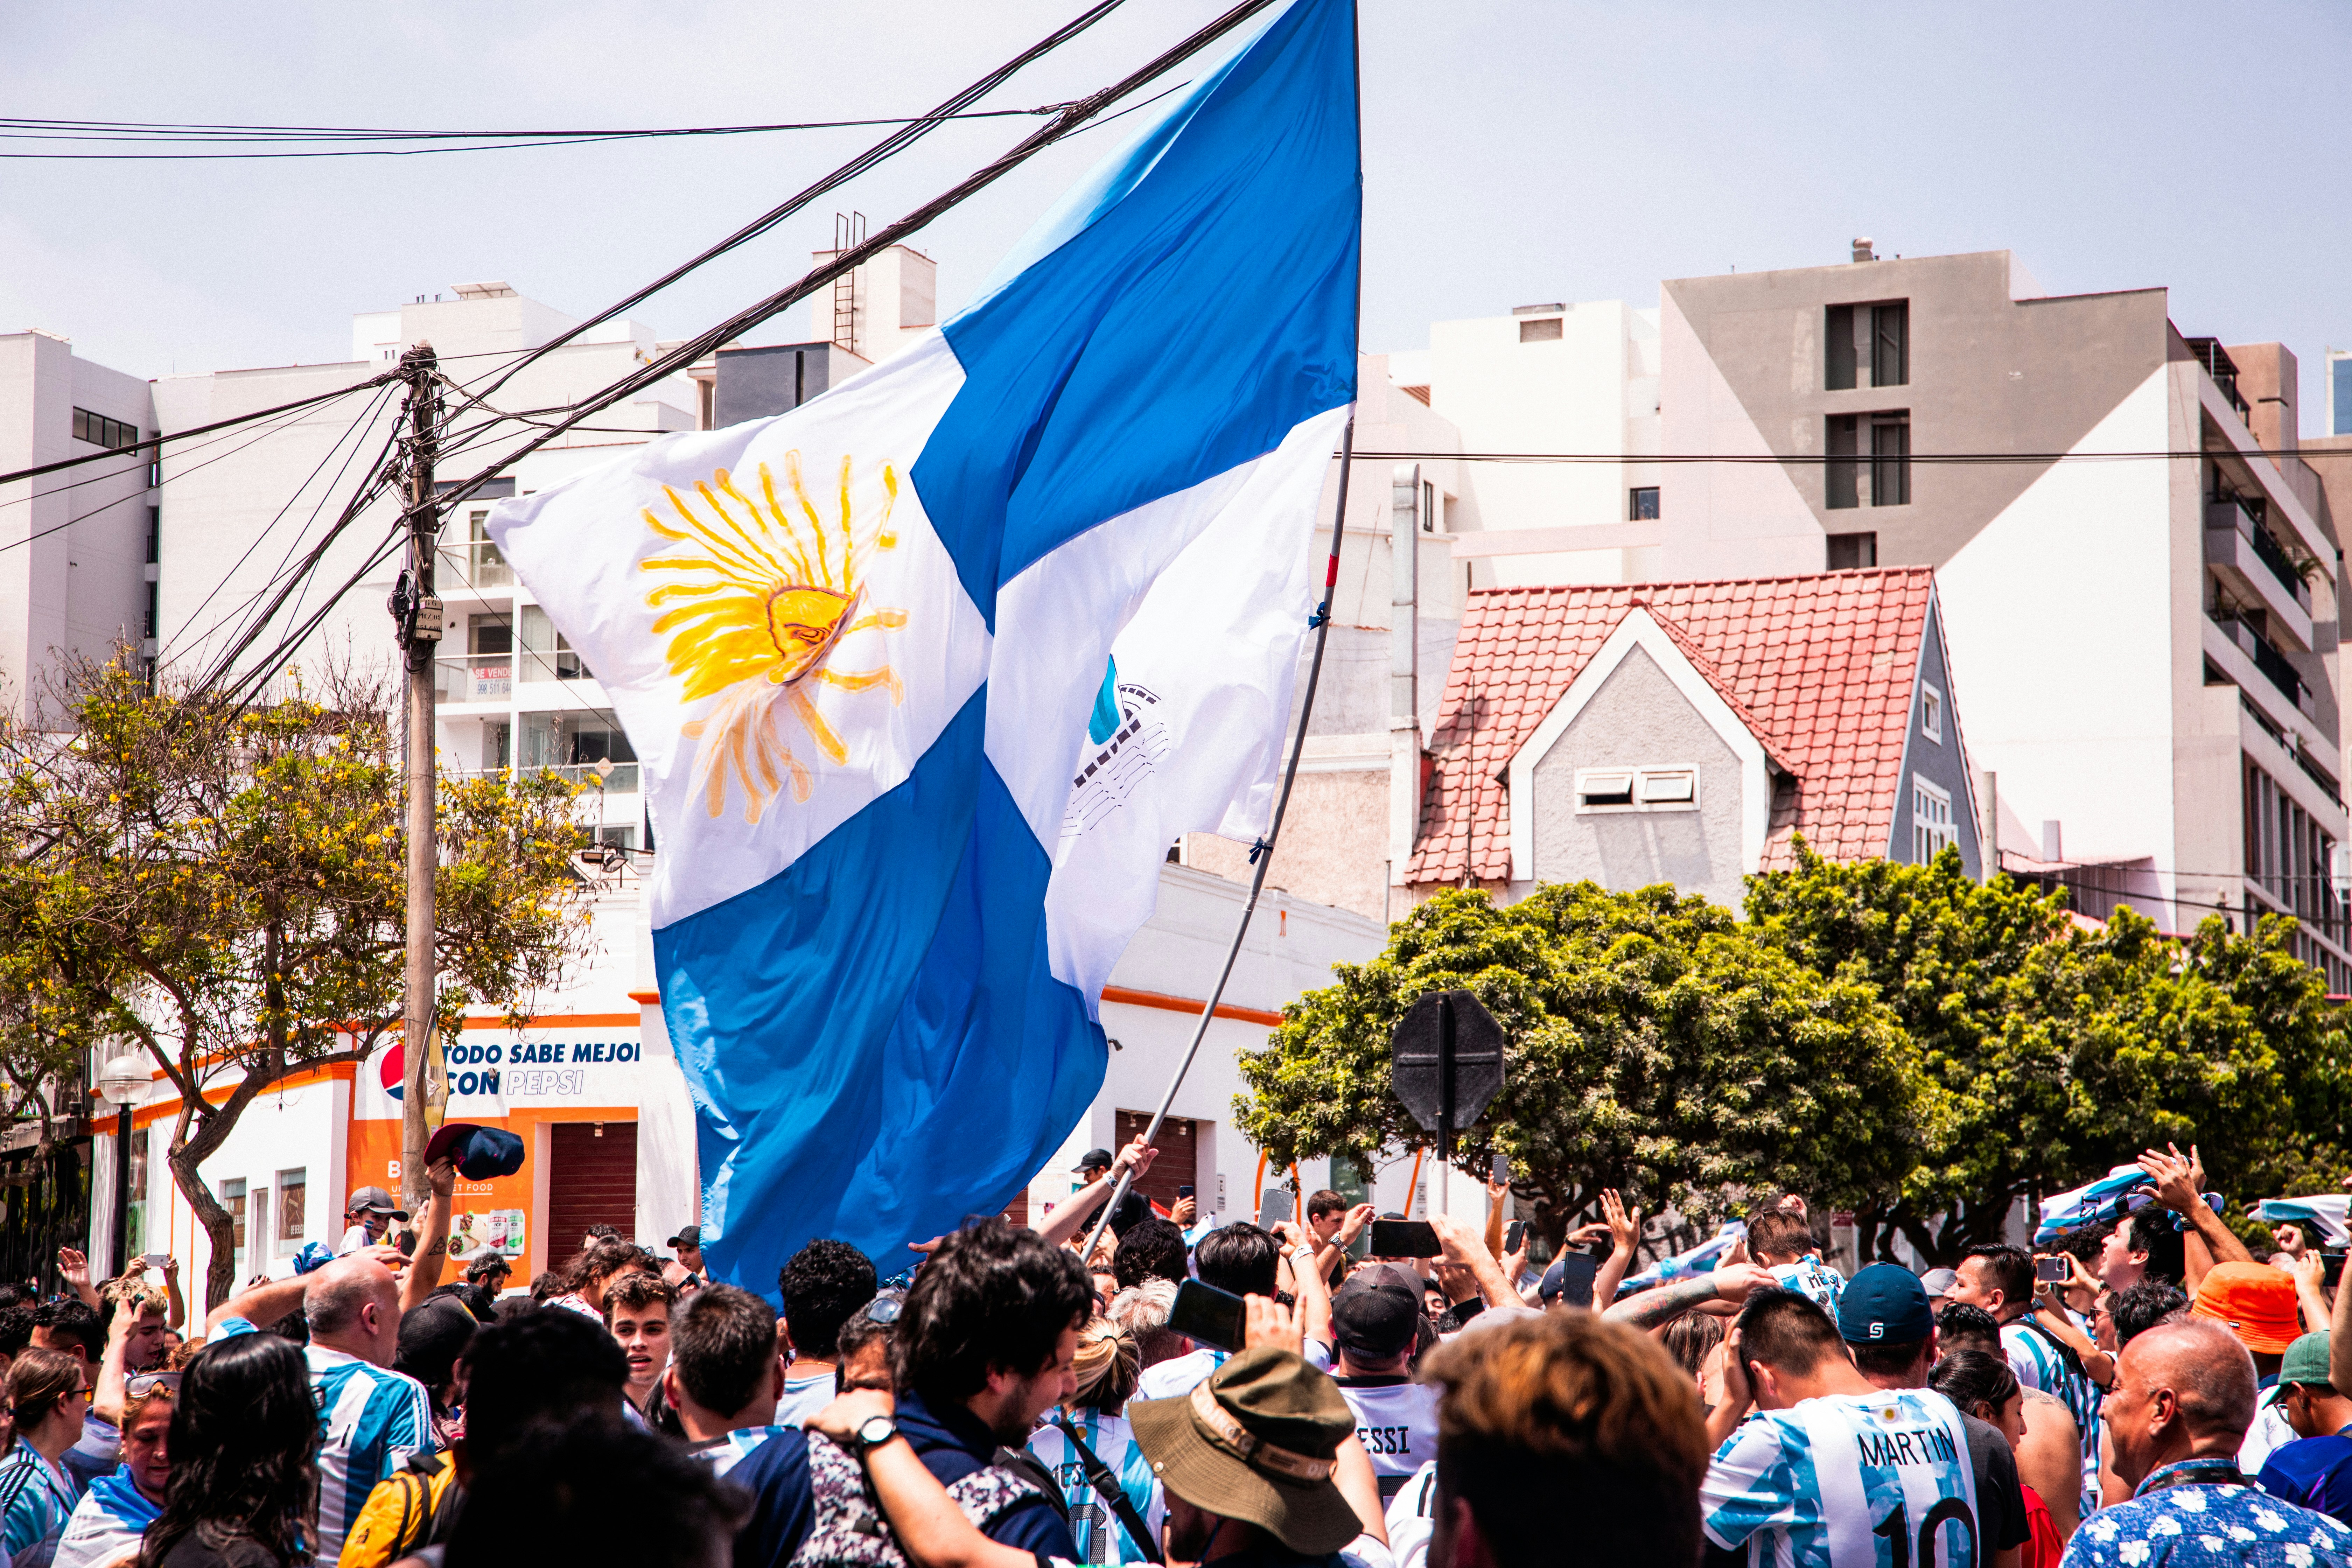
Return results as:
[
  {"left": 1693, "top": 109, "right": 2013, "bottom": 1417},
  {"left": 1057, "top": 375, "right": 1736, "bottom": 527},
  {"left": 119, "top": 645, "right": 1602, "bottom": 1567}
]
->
[{"left": 850, "top": 1414, "right": 899, "bottom": 1454}]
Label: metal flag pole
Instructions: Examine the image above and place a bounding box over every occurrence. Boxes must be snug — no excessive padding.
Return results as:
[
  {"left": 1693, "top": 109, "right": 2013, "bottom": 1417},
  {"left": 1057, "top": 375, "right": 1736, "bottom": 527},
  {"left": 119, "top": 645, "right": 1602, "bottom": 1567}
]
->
[{"left": 1077, "top": 412, "right": 1360, "bottom": 1263}]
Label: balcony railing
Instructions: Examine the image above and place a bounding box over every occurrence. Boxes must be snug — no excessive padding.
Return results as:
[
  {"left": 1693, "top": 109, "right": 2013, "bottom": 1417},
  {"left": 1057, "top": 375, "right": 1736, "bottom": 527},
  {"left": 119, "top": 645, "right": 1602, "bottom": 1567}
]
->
[
  {"left": 434, "top": 654, "right": 512, "bottom": 704},
  {"left": 2207, "top": 497, "right": 2311, "bottom": 610},
  {"left": 2184, "top": 336, "right": 2252, "bottom": 424},
  {"left": 2218, "top": 613, "right": 2311, "bottom": 714},
  {"left": 443, "top": 541, "right": 513, "bottom": 590},
  {"left": 455, "top": 762, "right": 640, "bottom": 792},
  {"left": 519, "top": 648, "right": 593, "bottom": 683}
]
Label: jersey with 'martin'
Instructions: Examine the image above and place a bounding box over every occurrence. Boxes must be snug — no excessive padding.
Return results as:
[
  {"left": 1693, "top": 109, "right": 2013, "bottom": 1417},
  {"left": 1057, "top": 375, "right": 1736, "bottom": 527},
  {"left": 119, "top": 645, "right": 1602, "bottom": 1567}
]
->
[{"left": 1703, "top": 1388, "right": 1981, "bottom": 1568}]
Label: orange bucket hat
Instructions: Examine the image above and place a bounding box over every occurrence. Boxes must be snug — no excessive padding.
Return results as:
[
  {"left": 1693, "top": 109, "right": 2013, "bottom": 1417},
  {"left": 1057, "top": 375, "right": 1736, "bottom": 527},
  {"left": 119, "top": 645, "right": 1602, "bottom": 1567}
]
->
[{"left": 2190, "top": 1262, "right": 2302, "bottom": 1354}]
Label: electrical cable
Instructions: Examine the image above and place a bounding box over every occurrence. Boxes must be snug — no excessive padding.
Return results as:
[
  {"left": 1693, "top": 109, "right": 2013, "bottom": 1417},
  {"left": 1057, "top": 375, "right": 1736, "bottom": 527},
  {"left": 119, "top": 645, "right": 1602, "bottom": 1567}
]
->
[
  {"left": 1353, "top": 449, "right": 2328, "bottom": 466},
  {"left": 433, "top": 0, "right": 1283, "bottom": 514},
  {"left": 0, "top": 373, "right": 397, "bottom": 490},
  {"left": 0, "top": 104, "right": 1095, "bottom": 159},
  {"left": 463, "top": 0, "right": 1140, "bottom": 401}
]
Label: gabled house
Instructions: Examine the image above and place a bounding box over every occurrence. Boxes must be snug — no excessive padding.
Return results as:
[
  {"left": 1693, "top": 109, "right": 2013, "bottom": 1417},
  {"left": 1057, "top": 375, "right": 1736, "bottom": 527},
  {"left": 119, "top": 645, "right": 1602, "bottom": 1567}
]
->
[{"left": 1402, "top": 566, "right": 1980, "bottom": 910}]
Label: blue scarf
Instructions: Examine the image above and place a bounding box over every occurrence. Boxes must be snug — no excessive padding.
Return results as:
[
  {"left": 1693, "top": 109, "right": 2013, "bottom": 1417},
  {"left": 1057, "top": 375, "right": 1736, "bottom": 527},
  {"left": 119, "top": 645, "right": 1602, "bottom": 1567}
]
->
[{"left": 84, "top": 1468, "right": 160, "bottom": 1534}]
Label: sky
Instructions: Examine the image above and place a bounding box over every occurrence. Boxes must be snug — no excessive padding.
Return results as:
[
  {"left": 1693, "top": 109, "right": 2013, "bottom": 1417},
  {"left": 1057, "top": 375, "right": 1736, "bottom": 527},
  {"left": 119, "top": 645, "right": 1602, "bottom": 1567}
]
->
[{"left": 5, "top": 1, "right": 2350, "bottom": 428}]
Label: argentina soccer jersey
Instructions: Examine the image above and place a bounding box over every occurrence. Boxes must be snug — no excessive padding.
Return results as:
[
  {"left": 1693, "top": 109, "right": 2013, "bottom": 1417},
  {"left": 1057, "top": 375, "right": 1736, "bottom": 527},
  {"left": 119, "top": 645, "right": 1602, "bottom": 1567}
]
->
[{"left": 1704, "top": 1389, "right": 1981, "bottom": 1568}]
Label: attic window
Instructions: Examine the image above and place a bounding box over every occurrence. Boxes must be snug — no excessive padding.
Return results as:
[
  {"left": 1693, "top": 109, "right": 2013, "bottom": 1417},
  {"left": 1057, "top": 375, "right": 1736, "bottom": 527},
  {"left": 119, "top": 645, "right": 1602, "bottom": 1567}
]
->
[
  {"left": 1640, "top": 770, "right": 1696, "bottom": 804},
  {"left": 1576, "top": 769, "right": 1634, "bottom": 808},
  {"left": 1519, "top": 317, "right": 1564, "bottom": 343},
  {"left": 1920, "top": 683, "right": 1944, "bottom": 743},
  {"left": 1575, "top": 766, "right": 1700, "bottom": 813}
]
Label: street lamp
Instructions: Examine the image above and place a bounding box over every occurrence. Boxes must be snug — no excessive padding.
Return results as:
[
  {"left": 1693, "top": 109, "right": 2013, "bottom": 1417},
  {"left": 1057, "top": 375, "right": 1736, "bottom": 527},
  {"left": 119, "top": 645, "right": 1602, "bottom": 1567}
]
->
[{"left": 96, "top": 1054, "right": 148, "bottom": 1278}]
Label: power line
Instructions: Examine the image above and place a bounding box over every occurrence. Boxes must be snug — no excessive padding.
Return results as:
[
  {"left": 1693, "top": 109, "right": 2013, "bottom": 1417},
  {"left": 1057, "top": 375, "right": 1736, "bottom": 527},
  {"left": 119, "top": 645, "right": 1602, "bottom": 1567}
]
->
[
  {"left": 0, "top": 374, "right": 395, "bottom": 490},
  {"left": 0, "top": 105, "right": 1088, "bottom": 160},
  {"left": 1353, "top": 449, "right": 2317, "bottom": 466}
]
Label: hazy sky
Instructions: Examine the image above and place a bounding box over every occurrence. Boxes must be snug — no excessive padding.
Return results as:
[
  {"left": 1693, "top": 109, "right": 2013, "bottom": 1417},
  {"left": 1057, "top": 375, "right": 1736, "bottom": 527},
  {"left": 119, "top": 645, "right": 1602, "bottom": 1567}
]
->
[{"left": 6, "top": 2, "right": 2349, "bottom": 427}]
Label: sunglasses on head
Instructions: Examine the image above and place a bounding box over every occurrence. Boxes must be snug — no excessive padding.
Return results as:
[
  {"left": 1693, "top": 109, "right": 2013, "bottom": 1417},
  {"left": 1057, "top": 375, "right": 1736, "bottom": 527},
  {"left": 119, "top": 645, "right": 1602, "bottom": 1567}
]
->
[
  {"left": 861, "top": 1296, "right": 904, "bottom": 1325},
  {"left": 127, "top": 1372, "right": 181, "bottom": 1398}
]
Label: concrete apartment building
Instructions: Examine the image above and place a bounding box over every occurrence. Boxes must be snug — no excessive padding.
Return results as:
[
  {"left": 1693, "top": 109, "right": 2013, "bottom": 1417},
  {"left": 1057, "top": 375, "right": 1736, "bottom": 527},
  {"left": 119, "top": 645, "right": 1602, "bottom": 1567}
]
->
[
  {"left": 0, "top": 331, "right": 157, "bottom": 718},
  {"left": 1373, "top": 250, "right": 2350, "bottom": 988}
]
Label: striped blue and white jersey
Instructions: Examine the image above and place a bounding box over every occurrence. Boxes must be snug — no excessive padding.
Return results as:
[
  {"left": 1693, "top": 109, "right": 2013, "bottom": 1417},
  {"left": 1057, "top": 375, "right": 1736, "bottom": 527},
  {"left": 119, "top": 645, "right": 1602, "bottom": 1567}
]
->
[
  {"left": 2003, "top": 1320, "right": 2103, "bottom": 1519},
  {"left": 1029, "top": 1409, "right": 1164, "bottom": 1565},
  {"left": 1770, "top": 1256, "right": 1849, "bottom": 1317},
  {"left": 308, "top": 1343, "right": 435, "bottom": 1567},
  {"left": 0, "top": 1442, "right": 76, "bottom": 1559},
  {"left": 1702, "top": 1389, "right": 1981, "bottom": 1568},
  {"left": 692, "top": 1425, "right": 793, "bottom": 1478}
]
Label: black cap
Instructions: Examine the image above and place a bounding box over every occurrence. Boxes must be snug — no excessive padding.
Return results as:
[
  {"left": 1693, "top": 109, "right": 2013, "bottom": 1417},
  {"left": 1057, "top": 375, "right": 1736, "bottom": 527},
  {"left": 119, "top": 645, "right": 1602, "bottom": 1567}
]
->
[
  {"left": 1073, "top": 1148, "right": 1114, "bottom": 1174},
  {"left": 1331, "top": 1278, "right": 1418, "bottom": 1360},
  {"left": 666, "top": 1225, "right": 701, "bottom": 1249}
]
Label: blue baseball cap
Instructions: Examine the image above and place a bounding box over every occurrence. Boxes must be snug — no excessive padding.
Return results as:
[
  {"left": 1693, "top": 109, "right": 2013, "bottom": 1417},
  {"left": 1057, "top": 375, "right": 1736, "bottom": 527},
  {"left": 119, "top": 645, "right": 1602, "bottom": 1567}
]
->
[{"left": 1837, "top": 1263, "right": 1935, "bottom": 1345}]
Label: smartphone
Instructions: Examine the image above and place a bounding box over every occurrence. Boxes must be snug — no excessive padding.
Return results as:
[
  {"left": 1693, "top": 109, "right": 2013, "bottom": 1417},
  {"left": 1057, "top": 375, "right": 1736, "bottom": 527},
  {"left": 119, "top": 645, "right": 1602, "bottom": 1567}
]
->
[
  {"left": 1555, "top": 1251, "right": 1598, "bottom": 1305},
  {"left": 1167, "top": 1278, "right": 1247, "bottom": 1353},
  {"left": 1503, "top": 1219, "right": 1528, "bottom": 1255},
  {"left": 2326, "top": 1252, "right": 2346, "bottom": 1290},
  {"left": 1256, "top": 1190, "right": 1295, "bottom": 1231},
  {"left": 2034, "top": 1255, "right": 2070, "bottom": 1284},
  {"left": 1369, "top": 1218, "right": 1442, "bottom": 1258},
  {"left": 139, "top": 1253, "right": 170, "bottom": 1268},
  {"left": 1177, "top": 1184, "right": 1195, "bottom": 1200},
  {"left": 1490, "top": 1152, "right": 1510, "bottom": 1184}
]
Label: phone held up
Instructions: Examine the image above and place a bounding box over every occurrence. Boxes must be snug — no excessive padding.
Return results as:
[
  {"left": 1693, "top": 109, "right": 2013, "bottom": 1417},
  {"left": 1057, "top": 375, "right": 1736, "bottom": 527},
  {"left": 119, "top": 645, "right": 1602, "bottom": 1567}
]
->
[
  {"left": 1176, "top": 1184, "right": 1195, "bottom": 1200},
  {"left": 1503, "top": 1219, "right": 1528, "bottom": 1256},
  {"left": 1368, "top": 1218, "right": 1442, "bottom": 1259},
  {"left": 1256, "top": 1190, "right": 1295, "bottom": 1232},
  {"left": 2033, "top": 1254, "right": 2070, "bottom": 1285},
  {"left": 1168, "top": 1279, "right": 1248, "bottom": 1353}
]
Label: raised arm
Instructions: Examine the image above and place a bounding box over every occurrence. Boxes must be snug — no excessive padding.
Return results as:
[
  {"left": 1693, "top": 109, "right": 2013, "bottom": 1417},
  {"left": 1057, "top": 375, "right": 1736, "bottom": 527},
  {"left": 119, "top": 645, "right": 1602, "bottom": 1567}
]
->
[
  {"left": 1427, "top": 1212, "right": 1518, "bottom": 1311},
  {"left": 1275, "top": 1222, "right": 1333, "bottom": 1350},
  {"left": 56, "top": 1248, "right": 99, "bottom": 1311},
  {"left": 1313, "top": 1202, "right": 1374, "bottom": 1285},
  {"left": 399, "top": 1158, "right": 457, "bottom": 1316},
  {"left": 2140, "top": 1144, "right": 2248, "bottom": 1295},
  {"left": 1605, "top": 1263, "right": 1777, "bottom": 1333},
  {"left": 1031, "top": 1135, "right": 1155, "bottom": 1250},
  {"left": 209, "top": 1273, "right": 308, "bottom": 1335},
  {"left": 159, "top": 1255, "right": 186, "bottom": 1331},
  {"left": 1589, "top": 1190, "right": 1642, "bottom": 1312},
  {"left": 92, "top": 1291, "right": 133, "bottom": 1428}
]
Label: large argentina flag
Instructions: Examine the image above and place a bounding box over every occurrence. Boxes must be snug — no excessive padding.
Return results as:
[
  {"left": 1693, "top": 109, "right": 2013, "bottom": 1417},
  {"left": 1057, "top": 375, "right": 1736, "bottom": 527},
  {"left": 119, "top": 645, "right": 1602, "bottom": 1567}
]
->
[{"left": 488, "top": 0, "right": 1358, "bottom": 1283}]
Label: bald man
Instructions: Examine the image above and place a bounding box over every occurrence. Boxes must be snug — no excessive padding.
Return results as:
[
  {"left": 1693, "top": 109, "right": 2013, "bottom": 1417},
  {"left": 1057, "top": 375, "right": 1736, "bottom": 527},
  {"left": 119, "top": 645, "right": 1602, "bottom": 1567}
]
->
[
  {"left": 300, "top": 1255, "right": 435, "bottom": 1566},
  {"left": 2061, "top": 1319, "right": 2352, "bottom": 1567}
]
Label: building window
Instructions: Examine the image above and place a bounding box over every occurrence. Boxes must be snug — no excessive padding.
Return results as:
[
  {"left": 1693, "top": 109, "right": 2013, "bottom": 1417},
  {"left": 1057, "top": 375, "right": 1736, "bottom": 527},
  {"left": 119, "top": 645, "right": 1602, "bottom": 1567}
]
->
[
  {"left": 2334, "top": 355, "right": 2352, "bottom": 437},
  {"left": 145, "top": 507, "right": 160, "bottom": 565},
  {"left": 1827, "top": 302, "right": 1909, "bottom": 390},
  {"left": 1519, "top": 316, "right": 1563, "bottom": 343},
  {"left": 1912, "top": 777, "right": 1955, "bottom": 862},
  {"left": 519, "top": 605, "right": 589, "bottom": 681},
  {"left": 1422, "top": 479, "right": 1440, "bottom": 533},
  {"left": 1629, "top": 486, "right": 1660, "bottom": 520},
  {"left": 1920, "top": 683, "right": 1943, "bottom": 743},
  {"left": 1576, "top": 766, "right": 1699, "bottom": 813},
  {"left": 1871, "top": 414, "right": 1911, "bottom": 506},
  {"left": 1827, "top": 531, "right": 1877, "bottom": 570},
  {"left": 276, "top": 1169, "right": 306, "bottom": 1250},
  {"left": 521, "top": 709, "right": 637, "bottom": 789},
  {"left": 71, "top": 408, "right": 139, "bottom": 450},
  {"left": 2245, "top": 760, "right": 2348, "bottom": 950},
  {"left": 1827, "top": 415, "right": 1860, "bottom": 508}
]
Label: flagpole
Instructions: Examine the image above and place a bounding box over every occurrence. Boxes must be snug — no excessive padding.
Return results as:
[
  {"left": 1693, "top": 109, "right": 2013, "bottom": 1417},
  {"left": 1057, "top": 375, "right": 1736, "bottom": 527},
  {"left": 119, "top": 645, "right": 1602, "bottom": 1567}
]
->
[{"left": 1078, "top": 412, "right": 1359, "bottom": 1264}]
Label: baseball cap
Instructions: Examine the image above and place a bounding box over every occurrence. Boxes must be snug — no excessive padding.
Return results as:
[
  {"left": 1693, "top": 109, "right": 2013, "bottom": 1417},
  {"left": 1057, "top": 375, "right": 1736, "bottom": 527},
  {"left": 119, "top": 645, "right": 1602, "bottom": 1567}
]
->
[
  {"left": 666, "top": 1225, "right": 701, "bottom": 1250},
  {"left": 346, "top": 1185, "right": 409, "bottom": 1221},
  {"left": 2192, "top": 1262, "right": 2301, "bottom": 1354},
  {"left": 1073, "top": 1148, "right": 1114, "bottom": 1173},
  {"left": 1919, "top": 1267, "right": 1960, "bottom": 1300},
  {"left": 1837, "top": 1263, "right": 1936, "bottom": 1345},
  {"left": 423, "top": 1123, "right": 525, "bottom": 1182},
  {"left": 1331, "top": 1275, "right": 1418, "bottom": 1360},
  {"left": 2281, "top": 1331, "right": 2334, "bottom": 1388}
]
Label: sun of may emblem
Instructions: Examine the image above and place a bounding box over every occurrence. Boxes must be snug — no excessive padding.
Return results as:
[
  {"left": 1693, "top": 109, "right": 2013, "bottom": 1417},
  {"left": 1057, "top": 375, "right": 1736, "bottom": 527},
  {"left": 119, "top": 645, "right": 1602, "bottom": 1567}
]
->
[{"left": 640, "top": 453, "right": 908, "bottom": 822}]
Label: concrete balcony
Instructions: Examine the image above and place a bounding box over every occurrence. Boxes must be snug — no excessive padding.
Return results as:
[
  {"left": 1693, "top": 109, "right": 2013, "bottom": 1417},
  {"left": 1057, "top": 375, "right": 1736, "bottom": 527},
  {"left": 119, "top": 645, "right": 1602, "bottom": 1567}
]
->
[
  {"left": 2206, "top": 500, "right": 2314, "bottom": 650},
  {"left": 434, "top": 653, "right": 513, "bottom": 706},
  {"left": 2206, "top": 612, "right": 2319, "bottom": 733}
]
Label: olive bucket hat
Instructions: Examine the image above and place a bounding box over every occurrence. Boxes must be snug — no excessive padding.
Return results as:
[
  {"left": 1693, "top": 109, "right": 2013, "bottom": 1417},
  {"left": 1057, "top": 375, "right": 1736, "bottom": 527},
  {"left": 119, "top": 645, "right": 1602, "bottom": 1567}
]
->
[{"left": 1127, "top": 1346, "right": 1361, "bottom": 1554}]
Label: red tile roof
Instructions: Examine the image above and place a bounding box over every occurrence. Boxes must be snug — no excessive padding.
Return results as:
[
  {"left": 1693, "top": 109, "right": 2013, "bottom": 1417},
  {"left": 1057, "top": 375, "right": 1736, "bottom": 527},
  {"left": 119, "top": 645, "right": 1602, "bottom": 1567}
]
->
[{"left": 1406, "top": 567, "right": 1938, "bottom": 884}]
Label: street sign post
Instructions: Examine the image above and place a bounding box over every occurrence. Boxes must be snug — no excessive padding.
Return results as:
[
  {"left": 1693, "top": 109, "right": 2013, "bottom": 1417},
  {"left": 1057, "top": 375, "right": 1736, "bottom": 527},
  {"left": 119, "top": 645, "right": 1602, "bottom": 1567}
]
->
[{"left": 1390, "top": 989, "right": 1505, "bottom": 1157}]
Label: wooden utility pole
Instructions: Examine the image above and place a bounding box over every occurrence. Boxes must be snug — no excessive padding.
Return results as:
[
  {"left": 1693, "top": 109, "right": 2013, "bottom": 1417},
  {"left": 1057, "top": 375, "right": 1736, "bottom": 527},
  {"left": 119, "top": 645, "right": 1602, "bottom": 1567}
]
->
[{"left": 394, "top": 345, "right": 444, "bottom": 1217}]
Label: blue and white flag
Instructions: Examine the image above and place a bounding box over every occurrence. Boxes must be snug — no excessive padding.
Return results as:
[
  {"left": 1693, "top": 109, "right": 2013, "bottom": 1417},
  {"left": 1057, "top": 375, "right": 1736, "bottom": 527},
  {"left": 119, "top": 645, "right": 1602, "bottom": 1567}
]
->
[
  {"left": 488, "top": 0, "right": 1358, "bottom": 1285},
  {"left": 1616, "top": 1222, "right": 1745, "bottom": 1297}
]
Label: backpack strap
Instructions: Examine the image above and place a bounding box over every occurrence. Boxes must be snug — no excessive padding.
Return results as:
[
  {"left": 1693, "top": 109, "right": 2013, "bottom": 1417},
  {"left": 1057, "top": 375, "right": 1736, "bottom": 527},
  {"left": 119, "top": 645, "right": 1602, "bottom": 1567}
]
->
[{"left": 1050, "top": 1417, "right": 1164, "bottom": 1564}]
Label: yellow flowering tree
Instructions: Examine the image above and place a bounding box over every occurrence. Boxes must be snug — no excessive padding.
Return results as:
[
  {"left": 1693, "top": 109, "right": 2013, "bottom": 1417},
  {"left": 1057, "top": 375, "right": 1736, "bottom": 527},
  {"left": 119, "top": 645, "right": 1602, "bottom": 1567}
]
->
[{"left": 0, "top": 654, "right": 593, "bottom": 1306}]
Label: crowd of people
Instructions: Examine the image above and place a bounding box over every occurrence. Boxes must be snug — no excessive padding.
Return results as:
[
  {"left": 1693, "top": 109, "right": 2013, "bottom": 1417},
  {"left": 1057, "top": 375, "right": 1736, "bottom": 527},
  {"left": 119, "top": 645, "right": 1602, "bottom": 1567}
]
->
[{"left": 0, "top": 1135, "right": 2345, "bottom": 1566}]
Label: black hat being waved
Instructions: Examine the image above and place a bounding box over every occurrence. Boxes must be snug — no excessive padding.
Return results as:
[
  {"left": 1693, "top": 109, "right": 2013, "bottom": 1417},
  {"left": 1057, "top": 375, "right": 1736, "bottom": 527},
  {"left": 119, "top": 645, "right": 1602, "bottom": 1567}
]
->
[{"left": 1127, "top": 1346, "right": 1361, "bottom": 1555}]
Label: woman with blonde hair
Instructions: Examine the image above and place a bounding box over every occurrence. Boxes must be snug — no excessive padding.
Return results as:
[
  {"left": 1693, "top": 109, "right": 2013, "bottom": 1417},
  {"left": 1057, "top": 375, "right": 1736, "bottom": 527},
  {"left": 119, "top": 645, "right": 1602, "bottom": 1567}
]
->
[
  {"left": 54, "top": 1368, "right": 174, "bottom": 1568},
  {"left": 1024, "top": 1317, "right": 1159, "bottom": 1564}
]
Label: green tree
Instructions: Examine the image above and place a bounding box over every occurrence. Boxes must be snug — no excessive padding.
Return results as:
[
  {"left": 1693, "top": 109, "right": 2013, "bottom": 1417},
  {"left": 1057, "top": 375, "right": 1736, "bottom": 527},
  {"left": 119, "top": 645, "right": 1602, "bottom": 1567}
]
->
[
  {"left": 1746, "top": 841, "right": 2352, "bottom": 1263},
  {"left": 0, "top": 654, "right": 592, "bottom": 1307},
  {"left": 1233, "top": 882, "right": 1924, "bottom": 1244}
]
